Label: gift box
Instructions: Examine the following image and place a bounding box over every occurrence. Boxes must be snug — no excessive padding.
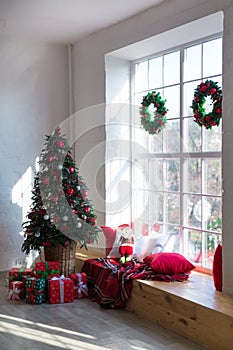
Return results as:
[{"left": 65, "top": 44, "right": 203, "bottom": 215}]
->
[
  {"left": 9, "top": 267, "right": 34, "bottom": 282},
  {"left": 35, "top": 261, "right": 60, "bottom": 279},
  {"left": 25, "top": 277, "right": 46, "bottom": 304},
  {"left": 48, "top": 276, "right": 74, "bottom": 304},
  {"left": 7, "top": 281, "right": 25, "bottom": 301},
  {"left": 70, "top": 272, "right": 88, "bottom": 299}
]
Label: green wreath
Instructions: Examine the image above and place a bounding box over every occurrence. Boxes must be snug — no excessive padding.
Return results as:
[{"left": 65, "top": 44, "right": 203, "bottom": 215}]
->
[
  {"left": 191, "top": 80, "right": 222, "bottom": 129},
  {"left": 140, "top": 91, "right": 168, "bottom": 135}
]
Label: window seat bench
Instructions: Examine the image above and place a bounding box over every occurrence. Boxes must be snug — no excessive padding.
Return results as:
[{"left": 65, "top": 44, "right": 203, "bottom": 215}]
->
[
  {"left": 126, "top": 272, "right": 233, "bottom": 350},
  {"left": 75, "top": 249, "right": 233, "bottom": 350}
]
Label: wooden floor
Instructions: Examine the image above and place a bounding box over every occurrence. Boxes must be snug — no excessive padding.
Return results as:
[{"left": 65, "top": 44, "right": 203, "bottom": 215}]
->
[{"left": 0, "top": 283, "right": 206, "bottom": 350}]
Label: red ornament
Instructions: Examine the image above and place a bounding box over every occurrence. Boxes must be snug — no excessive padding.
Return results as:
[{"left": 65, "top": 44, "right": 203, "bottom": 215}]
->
[
  {"left": 83, "top": 190, "right": 88, "bottom": 197},
  {"left": 73, "top": 209, "right": 77, "bottom": 214},
  {"left": 67, "top": 188, "right": 74, "bottom": 196},
  {"left": 56, "top": 140, "right": 64, "bottom": 148},
  {"left": 69, "top": 166, "right": 75, "bottom": 174},
  {"left": 84, "top": 206, "right": 90, "bottom": 214},
  {"left": 47, "top": 155, "right": 53, "bottom": 162}
]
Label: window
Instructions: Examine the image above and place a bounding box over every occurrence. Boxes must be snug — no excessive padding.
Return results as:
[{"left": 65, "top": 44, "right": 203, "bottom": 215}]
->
[{"left": 131, "top": 36, "right": 222, "bottom": 271}]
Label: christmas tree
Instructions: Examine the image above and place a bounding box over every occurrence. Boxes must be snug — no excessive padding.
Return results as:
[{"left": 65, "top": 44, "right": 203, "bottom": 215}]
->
[{"left": 21, "top": 126, "right": 100, "bottom": 255}]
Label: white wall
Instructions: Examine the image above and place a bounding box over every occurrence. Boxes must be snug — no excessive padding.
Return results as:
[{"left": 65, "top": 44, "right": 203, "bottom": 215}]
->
[
  {"left": 73, "top": 0, "right": 233, "bottom": 294},
  {"left": 0, "top": 38, "right": 69, "bottom": 270}
]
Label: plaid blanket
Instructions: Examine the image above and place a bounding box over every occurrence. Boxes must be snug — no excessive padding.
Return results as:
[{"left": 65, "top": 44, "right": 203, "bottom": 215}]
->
[{"left": 81, "top": 258, "right": 189, "bottom": 309}]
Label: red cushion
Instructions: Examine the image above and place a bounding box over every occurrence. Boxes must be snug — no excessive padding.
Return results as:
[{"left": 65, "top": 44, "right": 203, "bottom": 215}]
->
[
  {"left": 144, "top": 252, "right": 195, "bottom": 274},
  {"left": 101, "top": 226, "right": 116, "bottom": 256},
  {"left": 212, "top": 243, "right": 222, "bottom": 291}
]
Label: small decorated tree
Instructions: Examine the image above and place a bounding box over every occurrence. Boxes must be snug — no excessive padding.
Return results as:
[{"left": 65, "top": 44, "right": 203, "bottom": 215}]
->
[{"left": 21, "top": 126, "right": 100, "bottom": 257}]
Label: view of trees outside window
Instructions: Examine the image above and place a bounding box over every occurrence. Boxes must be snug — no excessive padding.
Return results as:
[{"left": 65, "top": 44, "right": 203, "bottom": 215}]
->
[{"left": 132, "top": 36, "right": 222, "bottom": 270}]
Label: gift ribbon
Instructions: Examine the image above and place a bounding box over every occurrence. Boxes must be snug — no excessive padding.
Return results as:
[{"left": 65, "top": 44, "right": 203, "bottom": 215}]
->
[
  {"left": 36, "top": 262, "right": 59, "bottom": 279},
  {"left": 18, "top": 267, "right": 25, "bottom": 280},
  {"left": 51, "top": 275, "right": 70, "bottom": 303},
  {"left": 7, "top": 282, "right": 22, "bottom": 301},
  {"left": 25, "top": 279, "right": 35, "bottom": 293}
]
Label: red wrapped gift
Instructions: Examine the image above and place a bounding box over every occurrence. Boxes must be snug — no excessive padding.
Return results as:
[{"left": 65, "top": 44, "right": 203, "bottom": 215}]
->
[
  {"left": 48, "top": 276, "right": 74, "bottom": 304},
  {"left": 70, "top": 272, "right": 88, "bottom": 299},
  {"left": 35, "top": 261, "right": 60, "bottom": 279},
  {"left": 9, "top": 267, "right": 34, "bottom": 282},
  {"left": 7, "top": 281, "right": 25, "bottom": 300}
]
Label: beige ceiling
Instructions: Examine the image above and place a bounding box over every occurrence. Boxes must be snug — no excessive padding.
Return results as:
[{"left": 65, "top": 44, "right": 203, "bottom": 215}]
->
[{"left": 0, "top": 0, "right": 165, "bottom": 44}]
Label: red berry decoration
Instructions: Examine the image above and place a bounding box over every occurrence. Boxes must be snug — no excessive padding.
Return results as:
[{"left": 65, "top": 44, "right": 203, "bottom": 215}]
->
[
  {"left": 69, "top": 166, "right": 75, "bottom": 174},
  {"left": 140, "top": 91, "right": 168, "bottom": 135},
  {"left": 191, "top": 80, "right": 222, "bottom": 129}
]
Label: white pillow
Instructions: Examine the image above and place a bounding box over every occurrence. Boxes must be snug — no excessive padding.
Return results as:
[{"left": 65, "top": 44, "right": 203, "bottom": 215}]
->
[{"left": 134, "top": 233, "right": 167, "bottom": 262}]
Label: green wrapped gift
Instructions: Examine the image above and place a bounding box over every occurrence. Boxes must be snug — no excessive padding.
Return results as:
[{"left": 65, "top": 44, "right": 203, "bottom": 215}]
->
[{"left": 25, "top": 277, "right": 45, "bottom": 304}]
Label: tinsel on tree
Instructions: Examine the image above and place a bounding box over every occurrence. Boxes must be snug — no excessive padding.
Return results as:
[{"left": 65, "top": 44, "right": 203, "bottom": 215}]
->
[{"left": 21, "top": 126, "right": 100, "bottom": 255}]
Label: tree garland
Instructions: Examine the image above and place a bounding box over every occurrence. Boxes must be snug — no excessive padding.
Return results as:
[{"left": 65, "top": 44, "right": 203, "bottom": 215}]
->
[
  {"left": 140, "top": 91, "right": 168, "bottom": 135},
  {"left": 191, "top": 80, "right": 222, "bottom": 129}
]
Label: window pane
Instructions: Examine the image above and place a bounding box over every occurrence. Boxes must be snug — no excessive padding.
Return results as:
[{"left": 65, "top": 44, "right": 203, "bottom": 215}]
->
[
  {"left": 134, "top": 92, "right": 146, "bottom": 107},
  {"left": 203, "top": 119, "right": 222, "bottom": 152},
  {"left": 203, "top": 38, "right": 222, "bottom": 77},
  {"left": 135, "top": 61, "right": 148, "bottom": 92},
  {"left": 203, "top": 159, "right": 222, "bottom": 196},
  {"left": 206, "top": 196, "right": 222, "bottom": 232},
  {"left": 164, "top": 51, "right": 180, "bottom": 86},
  {"left": 183, "top": 117, "right": 201, "bottom": 152},
  {"left": 202, "top": 232, "right": 222, "bottom": 269},
  {"left": 148, "top": 159, "right": 163, "bottom": 191},
  {"left": 164, "top": 159, "right": 180, "bottom": 192},
  {"left": 184, "top": 194, "right": 201, "bottom": 229},
  {"left": 149, "top": 133, "right": 163, "bottom": 153},
  {"left": 183, "top": 80, "right": 201, "bottom": 117},
  {"left": 184, "top": 228, "right": 202, "bottom": 264},
  {"left": 149, "top": 57, "right": 162, "bottom": 89},
  {"left": 184, "top": 44, "right": 201, "bottom": 81},
  {"left": 163, "top": 119, "right": 180, "bottom": 153},
  {"left": 184, "top": 159, "right": 201, "bottom": 193},
  {"left": 164, "top": 85, "right": 180, "bottom": 118},
  {"left": 165, "top": 192, "right": 180, "bottom": 225}
]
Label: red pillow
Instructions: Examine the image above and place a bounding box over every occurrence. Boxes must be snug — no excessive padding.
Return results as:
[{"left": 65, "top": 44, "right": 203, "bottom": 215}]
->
[
  {"left": 144, "top": 252, "right": 195, "bottom": 274},
  {"left": 212, "top": 243, "right": 222, "bottom": 291},
  {"left": 101, "top": 226, "right": 116, "bottom": 256}
]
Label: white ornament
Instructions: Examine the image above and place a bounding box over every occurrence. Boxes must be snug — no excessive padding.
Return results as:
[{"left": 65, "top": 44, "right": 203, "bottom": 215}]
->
[
  {"left": 57, "top": 164, "right": 63, "bottom": 170},
  {"left": 77, "top": 185, "right": 81, "bottom": 191},
  {"left": 35, "top": 230, "right": 40, "bottom": 237},
  {"left": 43, "top": 214, "right": 49, "bottom": 220},
  {"left": 77, "top": 221, "right": 82, "bottom": 228},
  {"left": 63, "top": 216, "right": 68, "bottom": 221}
]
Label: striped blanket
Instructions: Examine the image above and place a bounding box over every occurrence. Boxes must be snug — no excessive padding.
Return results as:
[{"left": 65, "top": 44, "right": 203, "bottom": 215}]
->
[{"left": 81, "top": 258, "right": 189, "bottom": 309}]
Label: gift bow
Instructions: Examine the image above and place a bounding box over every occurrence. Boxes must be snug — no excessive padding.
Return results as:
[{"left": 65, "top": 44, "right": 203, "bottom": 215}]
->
[
  {"left": 36, "top": 262, "right": 59, "bottom": 279},
  {"left": 7, "top": 283, "right": 22, "bottom": 301},
  {"left": 73, "top": 273, "right": 88, "bottom": 298},
  {"left": 74, "top": 281, "right": 88, "bottom": 298},
  {"left": 51, "top": 275, "right": 70, "bottom": 303}
]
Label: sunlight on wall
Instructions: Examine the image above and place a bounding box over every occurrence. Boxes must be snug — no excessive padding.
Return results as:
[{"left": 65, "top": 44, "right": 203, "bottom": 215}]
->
[{"left": 11, "top": 166, "right": 33, "bottom": 222}]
